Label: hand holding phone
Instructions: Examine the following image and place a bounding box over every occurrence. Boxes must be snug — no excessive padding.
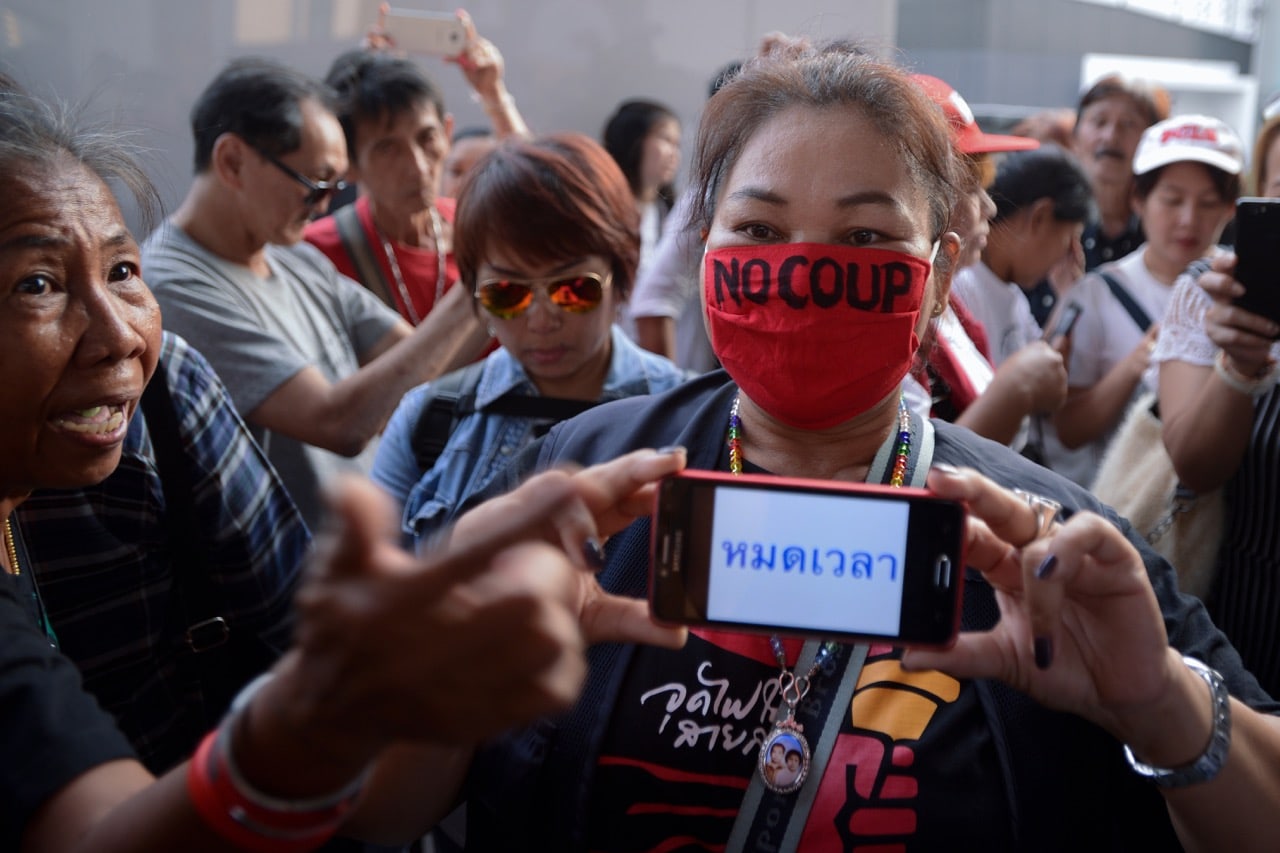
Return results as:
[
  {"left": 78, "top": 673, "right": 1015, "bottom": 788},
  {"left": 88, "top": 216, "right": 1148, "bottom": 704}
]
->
[
  {"left": 384, "top": 7, "right": 467, "bottom": 57},
  {"left": 1232, "top": 197, "right": 1280, "bottom": 333},
  {"left": 1043, "top": 302, "right": 1083, "bottom": 344},
  {"left": 650, "top": 471, "right": 965, "bottom": 647}
]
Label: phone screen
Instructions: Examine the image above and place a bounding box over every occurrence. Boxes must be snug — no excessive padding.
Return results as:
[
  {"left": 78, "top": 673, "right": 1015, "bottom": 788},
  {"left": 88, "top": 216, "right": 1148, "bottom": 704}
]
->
[
  {"left": 651, "top": 471, "right": 965, "bottom": 646},
  {"left": 1044, "top": 302, "right": 1083, "bottom": 343},
  {"left": 706, "top": 485, "right": 909, "bottom": 634}
]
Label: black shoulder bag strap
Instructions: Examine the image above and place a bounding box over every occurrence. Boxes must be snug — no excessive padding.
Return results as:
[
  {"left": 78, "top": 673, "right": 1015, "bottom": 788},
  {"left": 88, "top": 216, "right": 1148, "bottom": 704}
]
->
[
  {"left": 334, "top": 203, "right": 396, "bottom": 311},
  {"left": 143, "top": 370, "right": 271, "bottom": 732},
  {"left": 410, "top": 360, "right": 487, "bottom": 473},
  {"left": 1099, "top": 270, "right": 1152, "bottom": 332}
]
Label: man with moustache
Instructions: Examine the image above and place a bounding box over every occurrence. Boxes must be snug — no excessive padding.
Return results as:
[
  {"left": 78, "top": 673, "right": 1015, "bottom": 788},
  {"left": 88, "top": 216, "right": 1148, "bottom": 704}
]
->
[
  {"left": 1073, "top": 75, "right": 1168, "bottom": 268},
  {"left": 144, "top": 58, "right": 482, "bottom": 530},
  {"left": 1026, "top": 75, "right": 1166, "bottom": 324}
]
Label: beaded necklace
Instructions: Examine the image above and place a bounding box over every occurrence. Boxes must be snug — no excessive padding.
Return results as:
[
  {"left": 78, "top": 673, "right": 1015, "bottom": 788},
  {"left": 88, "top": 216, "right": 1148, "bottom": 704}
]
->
[
  {"left": 727, "top": 392, "right": 912, "bottom": 794},
  {"left": 3, "top": 516, "right": 58, "bottom": 647},
  {"left": 727, "top": 394, "right": 913, "bottom": 484},
  {"left": 3, "top": 518, "right": 19, "bottom": 575}
]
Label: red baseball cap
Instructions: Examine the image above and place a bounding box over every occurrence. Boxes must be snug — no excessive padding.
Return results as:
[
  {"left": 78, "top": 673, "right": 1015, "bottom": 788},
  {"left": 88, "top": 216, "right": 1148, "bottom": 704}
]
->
[{"left": 912, "top": 74, "right": 1040, "bottom": 155}]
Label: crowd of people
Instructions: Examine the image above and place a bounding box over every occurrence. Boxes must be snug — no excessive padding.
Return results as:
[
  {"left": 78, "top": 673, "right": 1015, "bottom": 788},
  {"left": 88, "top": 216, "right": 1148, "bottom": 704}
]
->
[{"left": 5, "top": 8, "right": 1280, "bottom": 852}]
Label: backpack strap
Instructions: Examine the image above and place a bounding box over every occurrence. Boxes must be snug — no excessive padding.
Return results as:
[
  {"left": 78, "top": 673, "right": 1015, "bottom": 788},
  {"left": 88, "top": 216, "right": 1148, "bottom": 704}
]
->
[
  {"left": 334, "top": 203, "right": 396, "bottom": 311},
  {"left": 409, "top": 360, "right": 487, "bottom": 473},
  {"left": 482, "top": 395, "right": 603, "bottom": 422},
  {"left": 408, "top": 361, "right": 612, "bottom": 473},
  {"left": 1098, "top": 270, "right": 1152, "bottom": 332},
  {"left": 143, "top": 366, "right": 267, "bottom": 733}
]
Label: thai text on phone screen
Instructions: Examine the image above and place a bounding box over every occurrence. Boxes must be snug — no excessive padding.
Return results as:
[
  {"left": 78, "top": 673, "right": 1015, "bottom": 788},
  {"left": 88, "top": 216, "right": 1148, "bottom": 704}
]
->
[{"left": 706, "top": 487, "right": 908, "bottom": 635}]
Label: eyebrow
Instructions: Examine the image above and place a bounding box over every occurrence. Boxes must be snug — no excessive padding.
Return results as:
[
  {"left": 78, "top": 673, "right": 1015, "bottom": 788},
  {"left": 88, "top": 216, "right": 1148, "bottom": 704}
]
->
[
  {"left": 724, "top": 186, "right": 901, "bottom": 210},
  {"left": 0, "top": 228, "right": 135, "bottom": 254},
  {"left": 485, "top": 257, "right": 592, "bottom": 277}
]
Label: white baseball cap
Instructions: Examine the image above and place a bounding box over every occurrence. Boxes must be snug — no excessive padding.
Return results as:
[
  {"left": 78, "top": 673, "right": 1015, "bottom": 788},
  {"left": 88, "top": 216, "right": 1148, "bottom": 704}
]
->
[{"left": 1132, "top": 115, "right": 1245, "bottom": 176}]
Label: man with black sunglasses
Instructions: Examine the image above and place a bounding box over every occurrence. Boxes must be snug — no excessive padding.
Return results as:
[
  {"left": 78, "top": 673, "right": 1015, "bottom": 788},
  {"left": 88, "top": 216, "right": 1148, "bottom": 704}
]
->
[{"left": 143, "top": 57, "right": 491, "bottom": 531}]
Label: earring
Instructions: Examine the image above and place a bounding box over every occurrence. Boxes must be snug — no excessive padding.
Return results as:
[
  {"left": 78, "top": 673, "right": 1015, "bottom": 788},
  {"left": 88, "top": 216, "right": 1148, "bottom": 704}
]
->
[
  {"left": 931, "top": 301, "right": 946, "bottom": 318},
  {"left": 486, "top": 324, "right": 497, "bottom": 337}
]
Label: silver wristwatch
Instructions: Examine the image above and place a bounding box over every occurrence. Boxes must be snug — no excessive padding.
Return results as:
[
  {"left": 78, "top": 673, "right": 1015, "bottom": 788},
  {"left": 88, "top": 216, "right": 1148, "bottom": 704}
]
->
[{"left": 1123, "top": 655, "right": 1232, "bottom": 789}]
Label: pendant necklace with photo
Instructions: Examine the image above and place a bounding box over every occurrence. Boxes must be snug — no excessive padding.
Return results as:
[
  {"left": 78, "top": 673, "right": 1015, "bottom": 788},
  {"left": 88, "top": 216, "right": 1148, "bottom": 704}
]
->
[
  {"left": 759, "top": 636, "right": 838, "bottom": 793},
  {"left": 727, "top": 392, "right": 913, "bottom": 795}
]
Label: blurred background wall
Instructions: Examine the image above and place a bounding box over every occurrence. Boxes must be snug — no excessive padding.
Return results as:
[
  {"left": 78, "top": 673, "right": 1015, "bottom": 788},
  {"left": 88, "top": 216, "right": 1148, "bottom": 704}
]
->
[{"left": 0, "top": 0, "right": 1271, "bottom": 234}]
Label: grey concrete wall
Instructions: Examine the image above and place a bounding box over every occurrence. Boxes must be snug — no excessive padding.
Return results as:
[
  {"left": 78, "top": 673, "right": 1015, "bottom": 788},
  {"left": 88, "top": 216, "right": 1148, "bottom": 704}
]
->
[
  {"left": 897, "top": 0, "right": 1254, "bottom": 119},
  {"left": 0, "top": 0, "right": 896, "bottom": 232}
]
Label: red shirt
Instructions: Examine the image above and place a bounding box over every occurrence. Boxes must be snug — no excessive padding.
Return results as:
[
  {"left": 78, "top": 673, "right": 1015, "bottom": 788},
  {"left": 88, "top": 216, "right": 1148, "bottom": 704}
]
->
[{"left": 306, "top": 196, "right": 461, "bottom": 325}]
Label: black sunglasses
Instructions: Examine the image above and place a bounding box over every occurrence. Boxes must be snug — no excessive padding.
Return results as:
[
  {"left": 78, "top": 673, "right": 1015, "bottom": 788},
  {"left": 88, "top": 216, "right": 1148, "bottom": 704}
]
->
[{"left": 253, "top": 147, "right": 347, "bottom": 207}]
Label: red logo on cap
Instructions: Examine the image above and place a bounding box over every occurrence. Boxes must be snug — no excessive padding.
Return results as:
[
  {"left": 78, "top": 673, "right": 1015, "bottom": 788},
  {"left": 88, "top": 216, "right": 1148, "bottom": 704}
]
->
[{"left": 1160, "top": 124, "right": 1218, "bottom": 144}]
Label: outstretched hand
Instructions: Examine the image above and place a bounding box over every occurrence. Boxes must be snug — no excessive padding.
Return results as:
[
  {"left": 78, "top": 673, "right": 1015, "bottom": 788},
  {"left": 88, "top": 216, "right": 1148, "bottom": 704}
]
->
[
  {"left": 285, "top": 449, "right": 688, "bottom": 749},
  {"left": 448, "top": 447, "right": 692, "bottom": 648}
]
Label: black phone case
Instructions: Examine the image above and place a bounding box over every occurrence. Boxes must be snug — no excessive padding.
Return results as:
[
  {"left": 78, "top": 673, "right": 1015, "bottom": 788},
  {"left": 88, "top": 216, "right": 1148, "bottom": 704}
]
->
[{"left": 1233, "top": 198, "right": 1280, "bottom": 328}]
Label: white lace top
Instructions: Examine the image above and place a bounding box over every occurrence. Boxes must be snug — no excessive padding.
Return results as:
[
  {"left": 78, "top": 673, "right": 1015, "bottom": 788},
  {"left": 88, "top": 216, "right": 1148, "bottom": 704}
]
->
[{"left": 1151, "top": 262, "right": 1280, "bottom": 371}]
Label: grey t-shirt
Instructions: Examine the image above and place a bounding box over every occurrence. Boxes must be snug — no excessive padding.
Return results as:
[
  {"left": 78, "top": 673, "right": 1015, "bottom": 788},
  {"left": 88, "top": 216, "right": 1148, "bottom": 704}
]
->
[{"left": 143, "top": 221, "right": 399, "bottom": 529}]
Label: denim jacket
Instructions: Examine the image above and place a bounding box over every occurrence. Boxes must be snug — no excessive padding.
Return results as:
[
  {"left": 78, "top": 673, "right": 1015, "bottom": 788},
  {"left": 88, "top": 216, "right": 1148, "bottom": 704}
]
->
[{"left": 371, "top": 326, "right": 691, "bottom": 548}]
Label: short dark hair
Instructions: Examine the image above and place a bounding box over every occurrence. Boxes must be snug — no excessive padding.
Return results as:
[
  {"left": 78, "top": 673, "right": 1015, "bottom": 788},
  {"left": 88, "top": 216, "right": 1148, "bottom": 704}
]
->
[
  {"left": 687, "top": 42, "right": 960, "bottom": 243},
  {"left": 190, "top": 57, "right": 335, "bottom": 173},
  {"left": 453, "top": 133, "right": 641, "bottom": 301},
  {"left": 601, "top": 99, "right": 679, "bottom": 205},
  {"left": 0, "top": 86, "right": 161, "bottom": 232},
  {"left": 988, "top": 144, "right": 1094, "bottom": 225},
  {"left": 1075, "top": 75, "right": 1167, "bottom": 132},
  {"left": 1132, "top": 162, "right": 1240, "bottom": 204},
  {"left": 324, "top": 50, "right": 446, "bottom": 156}
]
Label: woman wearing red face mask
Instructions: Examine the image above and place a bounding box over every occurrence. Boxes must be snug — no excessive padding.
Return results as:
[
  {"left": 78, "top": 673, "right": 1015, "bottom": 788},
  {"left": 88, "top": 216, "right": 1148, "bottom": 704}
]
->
[{"left": 420, "top": 44, "right": 1280, "bottom": 853}]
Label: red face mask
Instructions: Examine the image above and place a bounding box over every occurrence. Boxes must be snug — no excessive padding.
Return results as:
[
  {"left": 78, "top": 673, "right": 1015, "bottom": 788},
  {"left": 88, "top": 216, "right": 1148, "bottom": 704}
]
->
[{"left": 704, "top": 242, "right": 934, "bottom": 430}]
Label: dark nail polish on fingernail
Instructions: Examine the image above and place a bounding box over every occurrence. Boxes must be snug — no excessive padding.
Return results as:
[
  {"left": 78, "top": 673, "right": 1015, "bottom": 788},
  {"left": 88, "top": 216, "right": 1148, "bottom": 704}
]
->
[
  {"left": 656, "top": 445, "right": 686, "bottom": 455},
  {"left": 1034, "top": 636, "right": 1053, "bottom": 670},
  {"left": 1035, "top": 554, "right": 1058, "bottom": 580},
  {"left": 582, "top": 538, "right": 605, "bottom": 570}
]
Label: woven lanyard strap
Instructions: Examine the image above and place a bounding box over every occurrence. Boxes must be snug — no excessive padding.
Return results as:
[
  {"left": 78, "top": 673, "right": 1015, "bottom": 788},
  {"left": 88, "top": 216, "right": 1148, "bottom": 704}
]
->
[{"left": 724, "top": 406, "right": 934, "bottom": 853}]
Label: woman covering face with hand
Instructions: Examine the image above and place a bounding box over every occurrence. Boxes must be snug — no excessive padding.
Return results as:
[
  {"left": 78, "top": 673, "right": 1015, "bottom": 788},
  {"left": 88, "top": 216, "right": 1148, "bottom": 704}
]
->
[{"left": 445, "top": 44, "right": 1280, "bottom": 852}]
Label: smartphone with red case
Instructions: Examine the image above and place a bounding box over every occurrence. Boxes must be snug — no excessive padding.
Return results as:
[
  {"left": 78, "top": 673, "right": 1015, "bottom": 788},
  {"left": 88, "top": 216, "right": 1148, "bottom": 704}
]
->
[{"left": 649, "top": 470, "right": 966, "bottom": 647}]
